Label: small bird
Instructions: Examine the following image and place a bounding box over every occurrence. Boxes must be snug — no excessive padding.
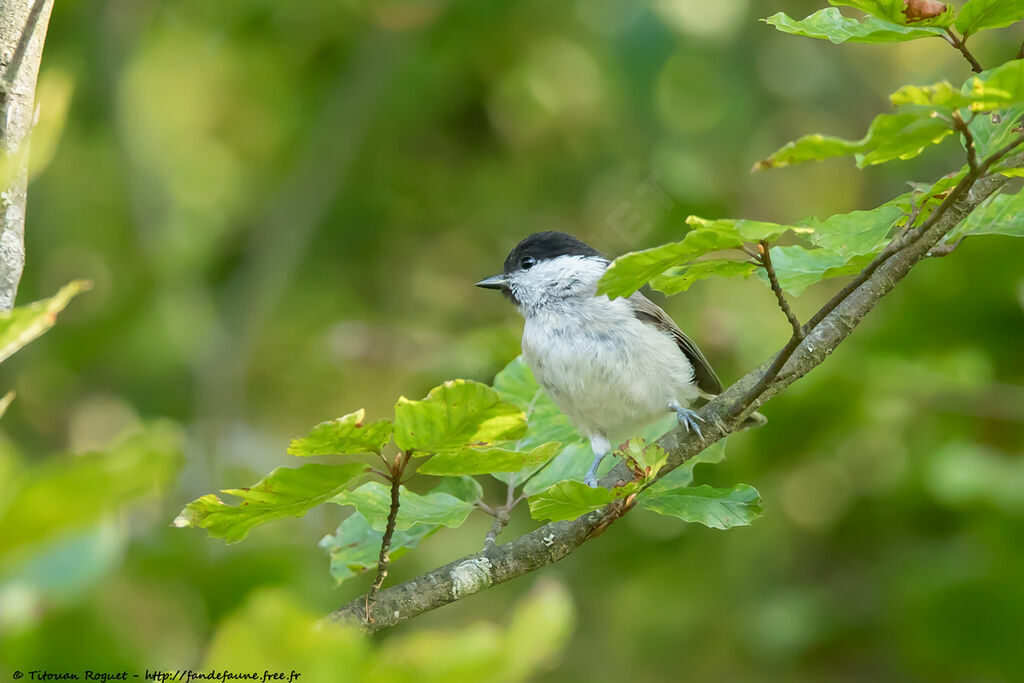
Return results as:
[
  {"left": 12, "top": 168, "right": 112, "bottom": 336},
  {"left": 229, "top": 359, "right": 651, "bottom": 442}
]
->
[{"left": 476, "top": 231, "right": 759, "bottom": 487}]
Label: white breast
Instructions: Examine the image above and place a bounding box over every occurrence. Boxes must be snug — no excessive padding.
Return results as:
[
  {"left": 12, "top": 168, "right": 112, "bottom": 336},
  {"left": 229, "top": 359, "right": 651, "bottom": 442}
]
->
[{"left": 522, "top": 295, "right": 698, "bottom": 443}]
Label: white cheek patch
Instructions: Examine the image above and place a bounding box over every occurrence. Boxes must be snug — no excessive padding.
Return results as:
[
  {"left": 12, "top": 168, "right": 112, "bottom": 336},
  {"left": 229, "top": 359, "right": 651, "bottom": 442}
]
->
[{"left": 509, "top": 255, "right": 608, "bottom": 312}]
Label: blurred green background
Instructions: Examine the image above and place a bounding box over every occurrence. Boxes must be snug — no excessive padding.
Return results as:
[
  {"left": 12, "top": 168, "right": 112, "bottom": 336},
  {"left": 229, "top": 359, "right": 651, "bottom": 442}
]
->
[{"left": 2, "top": 0, "right": 1024, "bottom": 680}]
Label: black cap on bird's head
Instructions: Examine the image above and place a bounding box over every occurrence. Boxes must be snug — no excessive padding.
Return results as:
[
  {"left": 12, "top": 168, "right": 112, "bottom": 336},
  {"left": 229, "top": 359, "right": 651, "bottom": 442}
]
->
[{"left": 475, "top": 231, "right": 604, "bottom": 291}]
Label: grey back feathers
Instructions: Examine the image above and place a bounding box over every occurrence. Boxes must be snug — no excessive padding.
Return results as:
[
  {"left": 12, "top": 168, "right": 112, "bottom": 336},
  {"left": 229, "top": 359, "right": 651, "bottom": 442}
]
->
[{"left": 627, "top": 292, "right": 724, "bottom": 397}]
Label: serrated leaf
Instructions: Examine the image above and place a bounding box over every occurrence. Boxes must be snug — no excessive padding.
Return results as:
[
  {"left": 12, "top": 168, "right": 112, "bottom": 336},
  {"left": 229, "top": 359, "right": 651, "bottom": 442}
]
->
[
  {"left": 333, "top": 482, "right": 474, "bottom": 531},
  {"left": 528, "top": 480, "right": 617, "bottom": 522},
  {"left": 288, "top": 409, "right": 393, "bottom": 457},
  {"left": 755, "top": 112, "right": 953, "bottom": 170},
  {"left": 763, "top": 246, "right": 874, "bottom": 296},
  {"left": 638, "top": 483, "right": 763, "bottom": 530},
  {"left": 650, "top": 260, "right": 759, "bottom": 295},
  {"left": 3, "top": 423, "right": 183, "bottom": 561},
  {"left": 956, "top": 0, "right": 1024, "bottom": 37},
  {"left": 598, "top": 225, "right": 745, "bottom": 299},
  {"left": 417, "top": 442, "right": 562, "bottom": 476},
  {"left": 174, "top": 462, "right": 368, "bottom": 543},
  {"left": 393, "top": 379, "right": 526, "bottom": 453},
  {"left": 762, "top": 8, "right": 944, "bottom": 45},
  {"left": 319, "top": 512, "right": 438, "bottom": 585},
  {"left": 0, "top": 280, "right": 90, "bottom": 365},
  {"left": 953, "top": 190, "right": 1024, "bottom": 237}
]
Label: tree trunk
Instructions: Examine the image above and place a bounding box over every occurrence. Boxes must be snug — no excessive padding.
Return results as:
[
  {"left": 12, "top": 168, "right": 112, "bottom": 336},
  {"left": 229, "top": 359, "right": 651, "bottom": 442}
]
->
[{"left": 0, "top": 0, "right": 53, "bottom": 310}]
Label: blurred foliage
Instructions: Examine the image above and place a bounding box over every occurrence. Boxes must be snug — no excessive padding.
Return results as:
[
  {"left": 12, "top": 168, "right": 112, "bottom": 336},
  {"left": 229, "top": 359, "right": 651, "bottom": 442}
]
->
[{"left": 1, "top": 0, "right": 1023, "bottom": 681}]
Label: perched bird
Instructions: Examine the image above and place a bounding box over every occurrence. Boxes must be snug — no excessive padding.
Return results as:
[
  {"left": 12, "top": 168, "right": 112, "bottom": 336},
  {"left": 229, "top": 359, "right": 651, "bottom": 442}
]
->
[{"left": 476, "top": 231, "right": 760, "bottom": 487}]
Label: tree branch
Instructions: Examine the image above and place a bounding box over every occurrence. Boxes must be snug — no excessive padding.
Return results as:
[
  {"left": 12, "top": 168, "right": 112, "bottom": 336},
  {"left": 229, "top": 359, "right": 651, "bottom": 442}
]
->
[
  {"left": 330, "top": 151, "right": 1021, "bottom": 632},
  {"left": 0, "top": 0, "right": 54, "bottom": 310}
]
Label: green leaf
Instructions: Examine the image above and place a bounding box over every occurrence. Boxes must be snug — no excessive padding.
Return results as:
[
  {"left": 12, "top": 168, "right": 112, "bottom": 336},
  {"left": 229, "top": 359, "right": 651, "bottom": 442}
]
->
[
  {"left": 528, "top": 480, "right": 617, "bottom": 522},
  {"left": 393, "top": 379, "right": 526, "bottom": 453},
  {"left": 831, "top": 0, "right": 954, "bottom": 27},
  {"left": 890, "top": 81, "right": 976, "bottom": 109},
  {"left": 597, "top": 225, "right": 745, "bottom": 299},
  {"left": 618, "top": 438, "right": 669, "bottom": 482},
  {"left": 174, "top": 462, "right": 368, "bottom": 543},
  {"left": 968, "top": 106, "right": 1024, "bottom": 159},
  {"left": 333, "top": 482, "right": 475, "bottom": 531},
  {"left": 956, "top": 0, "right": 1024, "bottom": 37},
  {"left": 0, "top": 280, "right": 90, "bottom": 365},
  {"left": 650, "top": 260, "right": 759, "bottom": 295},
  {"left": 755, "top": 112, "right": 954, "bottom": 171},
  {"left": 319, "top": 512, "right": 438, "bottom": 585},
  {"left": 763, "top": 246, "right": 874, "bottom": 296},
  {"left": 685, "top": 216, "right": 805, "bottom": 242},
  {"left": 953, "top": 190, "right": 1024, "bottom": 237},
  {"left": 638, "top": 483, "right": 763, "bottom": 530},
  {"left": 288, "top": 409, "right": 393, "bottom": 457},
  {"left": 417, "top": 442, "right": 562, "bottom": 476},
  {"left": 646, "top": 440, "right": 728, "bottom": 494},
  {"left": 805, "top": 204, "right": 903, "bottom": 256},
  {"left": 493, "top": 356, "right": 581, "bottom": 450},
  {"left": 431, "top": 475, "right": 485, "bottom": 504},
  {"left": 1, "top": 423, "right": 183, "bottom": 562},
  {"left": 521, "top": 442, "right": 596, "bottom": 496},
  {"left": 762, "top": 8, "right": 944, "bottom": 45}
]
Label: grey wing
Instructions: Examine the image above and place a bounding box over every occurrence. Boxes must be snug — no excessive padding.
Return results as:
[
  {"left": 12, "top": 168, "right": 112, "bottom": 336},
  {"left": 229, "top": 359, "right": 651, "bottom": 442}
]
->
[{"left": 628, "top": 292, "right": 723, "bottom": 397}]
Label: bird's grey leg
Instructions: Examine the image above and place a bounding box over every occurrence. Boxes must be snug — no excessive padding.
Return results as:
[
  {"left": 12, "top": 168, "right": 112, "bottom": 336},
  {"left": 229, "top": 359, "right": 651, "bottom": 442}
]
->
[
  {"left": 584, "top": 433, "right": 611, "bottom": 488},
  {"left": 669, "top": 400, "right": 704, "bottom": 439}
]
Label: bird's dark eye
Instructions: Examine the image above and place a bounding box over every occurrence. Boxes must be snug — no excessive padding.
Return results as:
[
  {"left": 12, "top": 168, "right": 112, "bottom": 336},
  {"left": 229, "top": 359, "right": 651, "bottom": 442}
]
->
[{"left": 520, "top": 256, "right": 536, "bottom": 270}]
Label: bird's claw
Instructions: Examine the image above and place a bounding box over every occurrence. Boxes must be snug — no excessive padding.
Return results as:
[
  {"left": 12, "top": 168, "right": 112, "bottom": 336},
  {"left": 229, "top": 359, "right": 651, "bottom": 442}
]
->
[
  {"left": 583, "top": 472, "right": 599, "bottom": 488},
  {"left": 676, "top": 407, "right": 704, "bottom": 439}
]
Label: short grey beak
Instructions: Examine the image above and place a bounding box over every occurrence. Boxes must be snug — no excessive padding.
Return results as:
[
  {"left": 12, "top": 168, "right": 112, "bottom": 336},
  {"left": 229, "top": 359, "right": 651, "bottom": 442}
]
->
[{"left": 475, "top": 274, "right": 509, "bottom": 290}]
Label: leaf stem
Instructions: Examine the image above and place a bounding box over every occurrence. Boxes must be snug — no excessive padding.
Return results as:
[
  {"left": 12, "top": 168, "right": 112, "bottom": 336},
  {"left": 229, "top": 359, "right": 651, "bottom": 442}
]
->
[{"left": 943, "top": 28, "right": 983, "bottom": 73}]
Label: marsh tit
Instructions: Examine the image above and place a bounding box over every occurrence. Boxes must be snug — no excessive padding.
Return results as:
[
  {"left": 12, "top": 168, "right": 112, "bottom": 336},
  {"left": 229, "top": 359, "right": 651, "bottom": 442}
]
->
[{"left": 477, "top": 231, "right": 762, "bottom": 487}]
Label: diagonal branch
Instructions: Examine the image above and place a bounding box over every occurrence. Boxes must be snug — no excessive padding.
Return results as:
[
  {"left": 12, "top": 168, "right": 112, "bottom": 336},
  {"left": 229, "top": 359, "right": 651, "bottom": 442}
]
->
[{"left": 330, "top": 152, "right": 1021, "bottom": 632}]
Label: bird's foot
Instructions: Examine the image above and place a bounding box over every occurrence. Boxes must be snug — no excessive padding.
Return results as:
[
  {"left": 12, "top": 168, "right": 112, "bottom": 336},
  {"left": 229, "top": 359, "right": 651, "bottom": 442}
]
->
[
  {"left": 675, "top": 407, "right": 705, "bottom": 439},
  {"left": 583, "top": 471, "right": 599, "bottom": 488}
]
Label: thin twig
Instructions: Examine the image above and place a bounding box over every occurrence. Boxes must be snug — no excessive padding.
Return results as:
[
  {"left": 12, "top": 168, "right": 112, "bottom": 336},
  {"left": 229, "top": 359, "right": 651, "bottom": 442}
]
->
[
  {"left": 758, "top": 241, "right": 803, "bottom": 340},
  {"left": 952, "top": 111, "right": 980, "bottom": 173},
  {"left": 366, "top": 450, "right": 408, "bottom": 620},
  {"left": 483, "top": 510, "right": 510, "bottom": 551},
  {"left": 944, "top": 28, "right": 983, "bottom": 73}
]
